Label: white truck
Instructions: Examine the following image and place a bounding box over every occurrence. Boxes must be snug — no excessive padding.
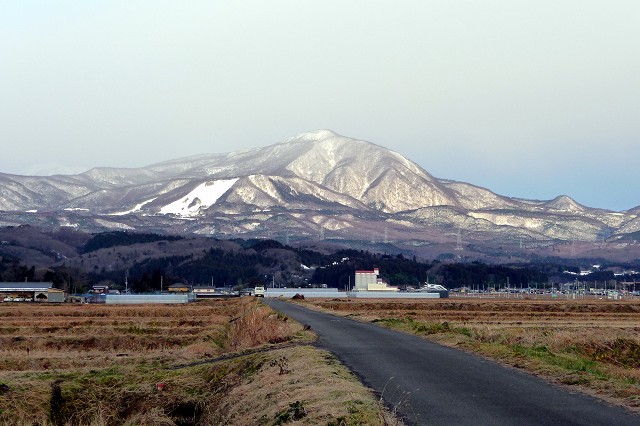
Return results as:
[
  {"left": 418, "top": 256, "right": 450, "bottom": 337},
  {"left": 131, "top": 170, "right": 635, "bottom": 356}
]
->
[{"left": 254, "top": 286, "right": 265, "bottom": 297}]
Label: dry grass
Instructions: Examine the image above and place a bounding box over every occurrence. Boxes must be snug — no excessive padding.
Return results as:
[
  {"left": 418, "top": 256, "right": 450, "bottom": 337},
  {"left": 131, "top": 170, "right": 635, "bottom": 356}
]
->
[
  {"left": 0, "top": 298, "right": 396, "bottom": 425},
  {"left": 228, "top": 298, "right": 300, "bottom": 350},
  {"left": 301, "top": 297, "right": 640, "bottom": 413},
  {"left": 213, "top": 346, "right": 396, "bottom": 425}
]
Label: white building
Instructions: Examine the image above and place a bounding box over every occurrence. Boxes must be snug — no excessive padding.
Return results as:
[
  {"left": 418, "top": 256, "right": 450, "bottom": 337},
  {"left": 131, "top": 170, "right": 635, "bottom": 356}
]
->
[{"left": 354, "top": 268, "right": 398, "bottom": 292}]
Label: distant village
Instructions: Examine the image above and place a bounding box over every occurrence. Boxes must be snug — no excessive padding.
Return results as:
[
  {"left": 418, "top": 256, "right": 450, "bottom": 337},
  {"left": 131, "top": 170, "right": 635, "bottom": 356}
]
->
[{"left": 3, "top": 262, "right": 639, "bottom": 305}]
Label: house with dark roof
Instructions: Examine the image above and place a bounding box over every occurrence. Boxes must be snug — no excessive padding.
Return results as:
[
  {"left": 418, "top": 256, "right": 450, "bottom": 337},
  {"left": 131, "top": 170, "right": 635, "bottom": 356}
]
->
[{"left": 167, "top": 283, "right": 190, "bottom": 293}]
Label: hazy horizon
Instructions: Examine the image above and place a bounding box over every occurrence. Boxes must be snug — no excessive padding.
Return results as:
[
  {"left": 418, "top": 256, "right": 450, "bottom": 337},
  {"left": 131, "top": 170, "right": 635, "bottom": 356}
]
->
[{"left": 2, "top": 1, "right": 639, "bottom": 211}]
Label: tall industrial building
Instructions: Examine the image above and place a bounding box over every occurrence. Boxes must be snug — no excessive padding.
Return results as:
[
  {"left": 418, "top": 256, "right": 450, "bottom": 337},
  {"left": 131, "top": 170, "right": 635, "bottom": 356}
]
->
[{"left": 354, "top": 268, "right": 398, "bottom": 292}]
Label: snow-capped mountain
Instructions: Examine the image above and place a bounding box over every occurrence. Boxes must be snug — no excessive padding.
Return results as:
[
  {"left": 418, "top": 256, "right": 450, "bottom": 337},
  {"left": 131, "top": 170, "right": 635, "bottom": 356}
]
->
[{"left": 1, "top": 130, "right": 638, "bottom": 254}]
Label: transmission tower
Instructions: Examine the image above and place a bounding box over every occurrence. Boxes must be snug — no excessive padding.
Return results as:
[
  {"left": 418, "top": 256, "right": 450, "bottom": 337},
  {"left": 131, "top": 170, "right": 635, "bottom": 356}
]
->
[
  {"left": 455, "top": 225, "right": 463, "bottom": 251},
  {"left": 447, "top": 225, "right": 464, "bottom": 251}
]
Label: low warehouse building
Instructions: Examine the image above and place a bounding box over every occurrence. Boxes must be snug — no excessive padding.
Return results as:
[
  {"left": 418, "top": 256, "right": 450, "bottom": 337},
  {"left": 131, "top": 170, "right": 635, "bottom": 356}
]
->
[
  {"left": 0, "top": 282, "right": 65, "bottom": 302},
  {"left": 265, "top": 288, "right": 343, "bottom": 298},
  {"left": 44, "top": 288, "right": 66, "bottom": 303},
  {"left": 192, "top": 286, "right": 223, "bottom": 298},
  {"left": 105, "top": 294, "right": 197, "bottom": 304}
]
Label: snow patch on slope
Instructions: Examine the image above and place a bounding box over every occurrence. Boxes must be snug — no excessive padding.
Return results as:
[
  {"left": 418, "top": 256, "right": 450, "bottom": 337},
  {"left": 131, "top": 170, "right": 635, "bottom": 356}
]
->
[
  {"left": 160, "top": 179, "right": 238, "bottom": 217},
  {"left": 110, "top": 198, "right": 157, "bottom": 216}
]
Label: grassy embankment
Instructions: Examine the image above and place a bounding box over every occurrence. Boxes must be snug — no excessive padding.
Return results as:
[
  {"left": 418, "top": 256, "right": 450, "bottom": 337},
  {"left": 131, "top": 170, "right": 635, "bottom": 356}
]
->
[
  {"left": 0, "top": 298, "right": 397, "bottom": 425},
  {"left": 302, "top": 298, "right": 640, "bottom": 413}
]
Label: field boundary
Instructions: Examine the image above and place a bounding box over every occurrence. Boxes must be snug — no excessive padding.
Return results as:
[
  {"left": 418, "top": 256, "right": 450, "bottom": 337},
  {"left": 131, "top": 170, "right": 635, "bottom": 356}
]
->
[{"left": 170, "top": 340, "right": 313, "bottom": 370}]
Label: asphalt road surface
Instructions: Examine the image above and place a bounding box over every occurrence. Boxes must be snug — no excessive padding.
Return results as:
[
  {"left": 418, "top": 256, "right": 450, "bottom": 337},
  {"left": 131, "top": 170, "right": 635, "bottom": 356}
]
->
[{"left": 267, "top": 299, "right": 640, "bottom": 426}]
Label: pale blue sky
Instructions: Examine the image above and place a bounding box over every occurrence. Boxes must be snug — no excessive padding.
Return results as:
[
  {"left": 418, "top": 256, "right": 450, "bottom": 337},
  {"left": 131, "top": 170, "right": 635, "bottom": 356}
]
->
[{"left": 1, "top": 1, "right": 638, "bottom": 210}]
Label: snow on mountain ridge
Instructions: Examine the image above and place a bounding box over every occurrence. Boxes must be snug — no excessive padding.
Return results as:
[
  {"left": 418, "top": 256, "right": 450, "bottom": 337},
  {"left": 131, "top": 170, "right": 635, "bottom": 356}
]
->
[
  {"left": 442, "top": 181, "right": 521, "bottom": 210},
  {"left": 273, "top": 130, "right": 451, "bottom": 212},
  {"left": 221, "top": 174, "right": 369, "bottom": 212}
]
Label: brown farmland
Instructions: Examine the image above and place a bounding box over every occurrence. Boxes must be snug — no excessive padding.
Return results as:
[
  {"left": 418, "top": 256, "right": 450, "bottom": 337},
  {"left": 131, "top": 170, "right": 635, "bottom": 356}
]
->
[
  {"left": 0, "top": 298, "right": 395, "bottom": 425},
  {"left": 302, "top": 297, "right": 640, "bottom": 413}
]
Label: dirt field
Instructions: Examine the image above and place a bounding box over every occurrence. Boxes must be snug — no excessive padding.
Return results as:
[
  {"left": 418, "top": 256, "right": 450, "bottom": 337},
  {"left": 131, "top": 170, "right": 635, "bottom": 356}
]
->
[
  {"left": 0, "top": 298, "right": 396, "bottom": 425},
  {"left": 302, "top": 297, "right": 640, "bottom": 413}
]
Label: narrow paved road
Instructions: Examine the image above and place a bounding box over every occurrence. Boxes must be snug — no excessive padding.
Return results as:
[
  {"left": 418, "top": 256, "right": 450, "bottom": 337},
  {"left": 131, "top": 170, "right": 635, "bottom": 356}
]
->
[{"left": 267, "top": 299, "right": 639, "bottom": 426}]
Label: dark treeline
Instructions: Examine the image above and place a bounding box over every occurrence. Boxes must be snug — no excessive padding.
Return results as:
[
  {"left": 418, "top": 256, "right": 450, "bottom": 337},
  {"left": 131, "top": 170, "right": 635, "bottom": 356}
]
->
[
  {"left": 87, "top": 246, "right": 277, "bottom": 293},
  {"left": 438, "top": 262, "right": 548, "bottom": 289},
  {"left": 0, "top": 252, "right": 89, "bottom": 293},
  {"left": 173, "top": 248, "right": 265, "bottom": 288},
  {"left": 0, "top": 253, "right": 36, "bottom": 282},
  {"left": 83, "top": 231, "right": 183, "bottom": 254}
]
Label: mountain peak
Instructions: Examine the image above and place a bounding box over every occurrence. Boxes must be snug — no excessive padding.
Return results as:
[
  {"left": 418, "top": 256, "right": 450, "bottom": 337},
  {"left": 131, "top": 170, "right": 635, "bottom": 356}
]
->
[
  {"left": 544, "top": 195, "right": 584, "bottom": 212},
  {"left": 293, "top": 129, "right": 341, "bottom": 141},
  {"left": 278, "top": 130, "right": 359, "bottom": 148}
]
